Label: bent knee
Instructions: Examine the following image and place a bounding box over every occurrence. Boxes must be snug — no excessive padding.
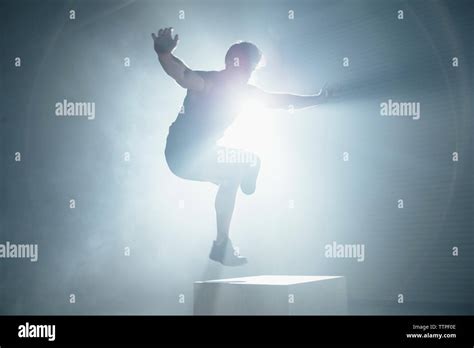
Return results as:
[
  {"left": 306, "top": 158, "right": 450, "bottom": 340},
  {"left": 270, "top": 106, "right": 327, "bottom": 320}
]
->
[{"left": 165, "top": 153, "right": 190, "bottom": 180}]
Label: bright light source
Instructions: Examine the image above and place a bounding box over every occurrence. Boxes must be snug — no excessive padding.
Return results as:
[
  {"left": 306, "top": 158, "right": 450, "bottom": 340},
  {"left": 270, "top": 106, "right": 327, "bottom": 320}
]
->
[{"left": 218, "top": 97, "right": 275, "bottom": 160}]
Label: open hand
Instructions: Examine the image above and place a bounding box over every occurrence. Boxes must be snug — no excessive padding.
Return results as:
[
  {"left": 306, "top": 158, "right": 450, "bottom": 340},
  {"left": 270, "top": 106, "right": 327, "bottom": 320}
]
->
[{"left": 151, "top": 27, "right": 179, "bottom": 55}]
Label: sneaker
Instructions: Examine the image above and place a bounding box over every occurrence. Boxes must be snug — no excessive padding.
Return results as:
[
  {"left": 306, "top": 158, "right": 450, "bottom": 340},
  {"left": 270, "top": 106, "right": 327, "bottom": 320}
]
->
[{"left": 209, "top": 238, "right": 248, "bottom": 266}]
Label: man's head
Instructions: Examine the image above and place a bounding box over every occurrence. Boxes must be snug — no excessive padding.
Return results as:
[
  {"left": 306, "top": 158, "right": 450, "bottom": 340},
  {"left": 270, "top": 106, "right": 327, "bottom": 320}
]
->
[{"left": 225, "top": 41, "right": 262, "bottom": 82}]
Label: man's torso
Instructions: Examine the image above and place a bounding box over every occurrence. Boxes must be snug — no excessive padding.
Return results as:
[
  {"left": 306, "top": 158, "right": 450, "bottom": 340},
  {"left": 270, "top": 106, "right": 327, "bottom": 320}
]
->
[{"left": 167, "top": 70, "right": 255, "bottom": 150}]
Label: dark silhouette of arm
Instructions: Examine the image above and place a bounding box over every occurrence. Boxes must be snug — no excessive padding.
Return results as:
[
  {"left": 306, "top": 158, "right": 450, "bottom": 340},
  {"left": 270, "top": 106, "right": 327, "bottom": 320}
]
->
[{"left": 152, "top": 27, "right": 205, "bottom": 91}]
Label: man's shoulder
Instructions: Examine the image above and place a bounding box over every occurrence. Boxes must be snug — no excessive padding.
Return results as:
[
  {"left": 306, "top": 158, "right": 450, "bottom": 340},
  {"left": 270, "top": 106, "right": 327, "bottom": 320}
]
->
[
  {"left": 194, "top": 70, "right": 221, "bottom": 78},
  {"left": 189, "top": 70, "right": 224, "bottom": 94}
]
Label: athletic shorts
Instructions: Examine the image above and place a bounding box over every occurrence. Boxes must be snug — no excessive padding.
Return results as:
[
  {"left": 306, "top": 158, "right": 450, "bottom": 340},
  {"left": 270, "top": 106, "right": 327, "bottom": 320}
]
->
[{"left": 165, "top": 134, "right": 259, "bottom": 185}]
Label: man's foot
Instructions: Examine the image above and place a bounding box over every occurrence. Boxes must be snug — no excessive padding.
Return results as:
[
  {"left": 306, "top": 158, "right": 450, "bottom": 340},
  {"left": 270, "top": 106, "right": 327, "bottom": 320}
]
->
[
  {"left": 209, "top": 238, "right": 248, "bottom": 266},
  {"left": 240, "top": 157, "right": 261, "bottom": 195}
]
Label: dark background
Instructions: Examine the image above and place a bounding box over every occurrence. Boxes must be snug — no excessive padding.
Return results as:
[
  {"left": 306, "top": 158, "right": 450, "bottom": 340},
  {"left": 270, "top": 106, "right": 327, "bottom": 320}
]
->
[{"left": 0, "top": 0, "right": 472, "bottom": 314}]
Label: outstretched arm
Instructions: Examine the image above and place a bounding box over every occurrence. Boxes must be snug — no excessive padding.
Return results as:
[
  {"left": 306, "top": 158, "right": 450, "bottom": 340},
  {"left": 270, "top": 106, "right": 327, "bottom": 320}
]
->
[
  {"left": 151, "top": 27, "right": 205, "bottom": 91},
  {"left": 251, "top": 86, "right": 330, "bottom": 110}
]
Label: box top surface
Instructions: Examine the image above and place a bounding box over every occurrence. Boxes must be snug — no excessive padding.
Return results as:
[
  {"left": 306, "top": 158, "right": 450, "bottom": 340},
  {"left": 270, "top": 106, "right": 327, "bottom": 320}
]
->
[{"left": 195, "top": 275, "right": 343, "bottom": 285}]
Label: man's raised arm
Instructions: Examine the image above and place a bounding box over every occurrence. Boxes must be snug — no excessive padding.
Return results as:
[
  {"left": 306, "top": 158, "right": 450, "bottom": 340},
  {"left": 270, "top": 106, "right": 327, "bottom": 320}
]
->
[{"left": 151, "top": 27, "right": 205, "bottom": 91}]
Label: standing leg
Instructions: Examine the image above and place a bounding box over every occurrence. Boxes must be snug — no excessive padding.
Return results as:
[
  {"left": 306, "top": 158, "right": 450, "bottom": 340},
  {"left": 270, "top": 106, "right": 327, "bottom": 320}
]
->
[
  {"left": 210, "top": 178, "right": 248, "bottom": 266},
  {"left": 215, "top": 180, "right": 239, "bottom": 244},
  {"left": 205, "top": 146, "right": 250, "bottom": 266}
]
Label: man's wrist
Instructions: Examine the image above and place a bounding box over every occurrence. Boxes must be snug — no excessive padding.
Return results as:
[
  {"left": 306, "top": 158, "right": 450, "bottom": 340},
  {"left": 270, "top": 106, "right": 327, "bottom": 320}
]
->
[
  {"left": 313, "top": 94, "right": 326, "bottom": 105},
  {"left": 317, "top": 91, "right": 329, "bottom": 103},
  {"left": 313, "top": 94, "right": 323, "bottom": 103}
]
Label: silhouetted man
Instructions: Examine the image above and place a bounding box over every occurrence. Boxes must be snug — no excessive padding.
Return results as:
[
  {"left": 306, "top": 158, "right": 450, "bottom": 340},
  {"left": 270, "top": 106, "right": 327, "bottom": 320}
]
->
[{"left": 152, "top": 27, "right": 329, "bottom": 266}]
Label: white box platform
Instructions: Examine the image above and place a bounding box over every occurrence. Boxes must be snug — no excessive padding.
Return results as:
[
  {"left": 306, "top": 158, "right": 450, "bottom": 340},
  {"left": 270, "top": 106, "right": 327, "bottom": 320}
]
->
[{"left": 194, "top": 275, "right": 347, "bottom": 315}]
